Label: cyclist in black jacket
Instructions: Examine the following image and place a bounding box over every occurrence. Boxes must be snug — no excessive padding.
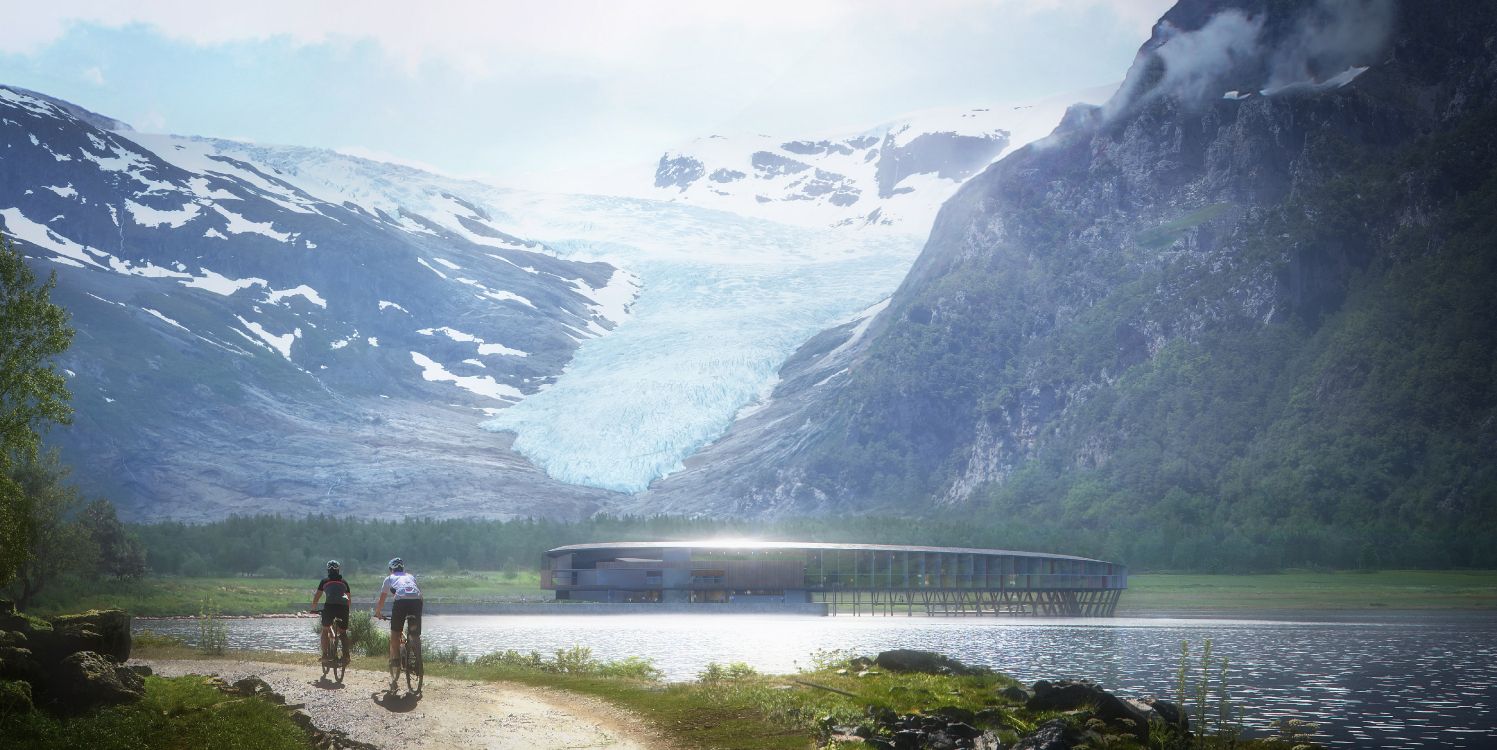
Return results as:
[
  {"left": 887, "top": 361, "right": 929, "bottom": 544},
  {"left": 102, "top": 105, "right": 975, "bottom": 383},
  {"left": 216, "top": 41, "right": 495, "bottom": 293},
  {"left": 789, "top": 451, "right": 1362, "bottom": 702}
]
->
[{"left": 310, "top": 560, "right": 352, "bottom": 665}]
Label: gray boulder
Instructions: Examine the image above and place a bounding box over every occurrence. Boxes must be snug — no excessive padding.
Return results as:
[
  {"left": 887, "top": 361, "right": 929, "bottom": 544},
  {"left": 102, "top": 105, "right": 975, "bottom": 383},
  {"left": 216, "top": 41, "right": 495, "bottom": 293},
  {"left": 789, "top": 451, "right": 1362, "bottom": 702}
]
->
[
  {"left": 874, "top": 649, "right": 988, "bottom": 676},
  {"left": 0, "top": 678, "right": 34, "bottom": 715},
  {"left": 1012, "top": 718, "right": 1083, "bottom": 750},
  {"left": 49, "top": 651, "right": 146, "bottom": 712},
  {"left": 1027, "top": 679, "right": 1149, "bottom": 740},
  {"left": 46, "top": 609, "right": 132, "bottom": 663}
]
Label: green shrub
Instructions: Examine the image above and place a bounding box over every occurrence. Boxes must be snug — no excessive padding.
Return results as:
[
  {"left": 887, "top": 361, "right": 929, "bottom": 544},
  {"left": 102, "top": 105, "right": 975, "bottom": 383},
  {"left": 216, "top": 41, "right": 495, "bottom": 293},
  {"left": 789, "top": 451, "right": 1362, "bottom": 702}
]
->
[
  {"left": 195, "top": 600, "right": 228, "bottom": 655},
  {"left": 698, "top": 661, "right": 758, "bottom": 681},
  {"left": 344, "top": 610, "right": 388, "bottom": 657},
  {"left": 426, "top": 644, "right": 468, "bottom": 665}
]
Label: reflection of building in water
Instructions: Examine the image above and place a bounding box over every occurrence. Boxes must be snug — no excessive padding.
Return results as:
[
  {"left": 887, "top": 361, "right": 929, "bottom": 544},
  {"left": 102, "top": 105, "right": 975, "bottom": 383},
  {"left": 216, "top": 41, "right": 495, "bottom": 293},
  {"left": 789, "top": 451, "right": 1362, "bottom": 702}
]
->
[{"left": 542, "top": 541, "right": 1127, "bottom": 616}]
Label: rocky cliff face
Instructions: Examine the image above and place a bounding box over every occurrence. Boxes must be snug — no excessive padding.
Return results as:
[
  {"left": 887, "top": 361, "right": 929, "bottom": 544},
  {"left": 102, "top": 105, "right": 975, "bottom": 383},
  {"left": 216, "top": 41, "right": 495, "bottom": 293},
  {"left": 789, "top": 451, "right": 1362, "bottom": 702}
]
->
[
  {"left": 0, "top": 86, "right": 630, "bottom": 520},
  {"left": 641, "top": 0, "right": 1497, "bottom": 565}
]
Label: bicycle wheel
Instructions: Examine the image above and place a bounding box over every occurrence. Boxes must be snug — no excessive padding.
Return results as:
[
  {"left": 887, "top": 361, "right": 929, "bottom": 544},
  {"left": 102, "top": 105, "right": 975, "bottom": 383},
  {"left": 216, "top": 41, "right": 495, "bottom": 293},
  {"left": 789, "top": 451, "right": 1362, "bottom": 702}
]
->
[
  {"left": 404, "top": 635, "right": 422, "bottom": 693},
  {"left": 320, "top": 628, "right": 331, "bottom": 679},
  {"left": 331, "top": 631, "right": 347, "bottom": 683}
]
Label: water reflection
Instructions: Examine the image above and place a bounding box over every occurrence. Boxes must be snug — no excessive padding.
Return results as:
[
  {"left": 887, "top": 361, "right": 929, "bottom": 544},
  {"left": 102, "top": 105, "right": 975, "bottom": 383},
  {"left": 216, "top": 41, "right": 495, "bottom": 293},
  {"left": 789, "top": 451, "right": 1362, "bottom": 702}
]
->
[{"left": 136, "top": 613, "right": 1497, "bottom": 748}]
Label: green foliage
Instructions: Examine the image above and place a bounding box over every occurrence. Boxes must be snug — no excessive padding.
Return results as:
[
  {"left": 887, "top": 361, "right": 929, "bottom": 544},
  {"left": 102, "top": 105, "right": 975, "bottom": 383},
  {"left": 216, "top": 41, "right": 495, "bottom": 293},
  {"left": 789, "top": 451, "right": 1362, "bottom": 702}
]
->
[
  {"left": 469, "top": 645, "right": 661, "bottom": 680},
  {"left": 345, "top": 609, "right": 388, "bottom": 657},
  {"left": 195, "top": 599, "right": 228, "bottom": 655},
  {"left": 4, "top": 450, "right": 93, "bottom": 610},
  {"left": 699, "top": 661, "right": 760, "bottom": 681},
  {"left": 77, "top": 499, "right": 145, "bottom": 581},
  {"left": 0, "top": 675, "right": 306, "bottom": 750},
  {"left": 0, "top": 231, "right": 74, "bottom": 587}
]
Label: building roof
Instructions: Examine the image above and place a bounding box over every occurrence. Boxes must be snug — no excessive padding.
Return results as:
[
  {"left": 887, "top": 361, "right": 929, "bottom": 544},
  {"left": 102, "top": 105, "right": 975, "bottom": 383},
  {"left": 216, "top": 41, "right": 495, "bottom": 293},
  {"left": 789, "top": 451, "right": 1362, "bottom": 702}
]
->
[{"left": 545, "top": 540, "right": 1112, "bottom": 564}]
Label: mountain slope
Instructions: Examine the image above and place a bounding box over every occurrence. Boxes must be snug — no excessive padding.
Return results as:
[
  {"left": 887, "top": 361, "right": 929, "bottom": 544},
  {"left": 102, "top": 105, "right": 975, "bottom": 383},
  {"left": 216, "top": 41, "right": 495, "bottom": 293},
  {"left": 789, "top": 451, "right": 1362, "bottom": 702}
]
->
[
  {"left": 648, "top": 89, "right": 1114, "bottom": 231},
  {"left": 1, "top": 85, "right": 632, "bottom": 520},
  {"left": 640, "top": 0, "right": 1497, "bottom": 569}
]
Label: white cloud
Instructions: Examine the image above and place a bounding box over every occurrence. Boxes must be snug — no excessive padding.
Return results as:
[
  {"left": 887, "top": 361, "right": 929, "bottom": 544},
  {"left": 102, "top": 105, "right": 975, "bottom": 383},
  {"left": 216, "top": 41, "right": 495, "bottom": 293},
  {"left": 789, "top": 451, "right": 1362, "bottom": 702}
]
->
[
  {"left": 3, "top": 1, "right": 1168, "bottom": 76},
  {"left": 82, "top": 65, "right": 105, "bottom": 85}
]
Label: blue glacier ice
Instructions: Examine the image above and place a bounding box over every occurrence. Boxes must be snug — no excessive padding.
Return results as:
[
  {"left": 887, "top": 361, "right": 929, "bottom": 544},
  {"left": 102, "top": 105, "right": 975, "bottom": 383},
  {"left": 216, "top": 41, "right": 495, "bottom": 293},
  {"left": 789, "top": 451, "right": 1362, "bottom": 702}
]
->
[{"left": 477, "top": 191, "right": 925, "bottom": 493}]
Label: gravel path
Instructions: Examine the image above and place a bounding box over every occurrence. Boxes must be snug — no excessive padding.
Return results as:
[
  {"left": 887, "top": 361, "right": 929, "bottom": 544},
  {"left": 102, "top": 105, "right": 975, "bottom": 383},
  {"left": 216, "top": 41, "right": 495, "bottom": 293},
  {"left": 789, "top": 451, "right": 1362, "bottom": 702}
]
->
[{"left": 139, "top": 658, "right": 663, "bottom": 750}]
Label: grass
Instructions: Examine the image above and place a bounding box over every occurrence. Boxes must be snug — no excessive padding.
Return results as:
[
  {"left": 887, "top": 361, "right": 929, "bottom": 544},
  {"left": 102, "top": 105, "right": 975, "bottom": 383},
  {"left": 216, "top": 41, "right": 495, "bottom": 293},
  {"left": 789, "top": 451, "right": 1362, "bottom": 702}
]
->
[
  {"left": 1119, "top": 570, "right": 1497, "bottom": 612},
  {"left": 130, "top": 643, "right": 1315, "bottom": 750},
  {"left": 24, "top": 569, "right": 545, "bottom": 617},
  {"left": 0, "top": 674, "right": 307, "bottom": 750}
]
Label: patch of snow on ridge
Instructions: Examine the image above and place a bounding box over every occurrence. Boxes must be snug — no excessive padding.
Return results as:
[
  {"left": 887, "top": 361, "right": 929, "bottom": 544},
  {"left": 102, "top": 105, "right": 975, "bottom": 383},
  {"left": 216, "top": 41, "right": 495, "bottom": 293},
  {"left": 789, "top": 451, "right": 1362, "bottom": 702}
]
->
[
  {"left": 379, "top": 300, "right": 409, "bottom": 313},
  {"left": 235, "top": 315, "right": 299, "bottom": 360},
  {"left": 142, "top": 308, "right": 190, "bottom": 332},
  {"left": 125, "top": 199, "right": 201, "bottom": 228},
  {"left": 0, "top": 207, "right": 104, "bottom": 268},
  {"left": 44, "top": 185, "right": 77, "bottom": 199},
  {"left": 210, "top": 205, "right": 292, "bottom": 242},
  {"left": 182, "top": 269, "right": 267, "bottom": 296},
  {"left": 267, "top": 284, "right": 328, "bottom": 308},
  {"left": 410, "top": 351, "right": 522, "bottom": 402},
  {"left": 416, "top": 326, "right": 528, "bottom": 357}
]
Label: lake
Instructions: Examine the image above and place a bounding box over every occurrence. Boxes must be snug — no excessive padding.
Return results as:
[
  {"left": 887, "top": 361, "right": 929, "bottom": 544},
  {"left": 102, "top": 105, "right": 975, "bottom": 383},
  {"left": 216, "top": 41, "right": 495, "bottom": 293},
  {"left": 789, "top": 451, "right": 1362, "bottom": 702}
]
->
[{"left": 135, "top": 611, "right": 1497, "bottom": 748}]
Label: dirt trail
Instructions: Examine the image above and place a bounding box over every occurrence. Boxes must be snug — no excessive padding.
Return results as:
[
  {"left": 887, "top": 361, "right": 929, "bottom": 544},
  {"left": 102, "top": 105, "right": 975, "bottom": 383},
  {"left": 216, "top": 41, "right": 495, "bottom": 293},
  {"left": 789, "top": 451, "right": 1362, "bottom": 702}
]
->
[{"left": 139, "top": 658, "right": 663, "bottom": 750}]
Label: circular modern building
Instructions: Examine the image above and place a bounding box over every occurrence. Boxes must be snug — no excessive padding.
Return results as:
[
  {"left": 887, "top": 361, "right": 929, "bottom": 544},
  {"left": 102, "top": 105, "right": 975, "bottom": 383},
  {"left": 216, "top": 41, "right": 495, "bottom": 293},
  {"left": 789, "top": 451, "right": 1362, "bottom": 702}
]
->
[{"left": 544, "top": 541, "right": 1126, "bottom": 617}]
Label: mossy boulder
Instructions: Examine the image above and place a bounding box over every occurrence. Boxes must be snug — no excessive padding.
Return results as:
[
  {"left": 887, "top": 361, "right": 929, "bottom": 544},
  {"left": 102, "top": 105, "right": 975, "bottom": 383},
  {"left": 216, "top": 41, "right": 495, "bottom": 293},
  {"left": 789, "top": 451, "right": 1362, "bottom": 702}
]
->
[
  {"left": 0, "top": 678, "right": 34, "bottom": 716},
  {"left": 47, "top": 609, "right": 132, "bottom": 663},
  {"left": 48, "top": 651, "right": 145, "bottom": 713}
]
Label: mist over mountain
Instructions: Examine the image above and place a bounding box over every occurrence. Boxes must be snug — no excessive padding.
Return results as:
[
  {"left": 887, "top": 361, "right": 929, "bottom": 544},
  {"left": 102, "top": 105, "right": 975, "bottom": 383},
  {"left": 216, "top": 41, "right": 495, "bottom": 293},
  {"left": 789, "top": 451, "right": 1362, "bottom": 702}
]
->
[{"left": 640, "top": 0, "right": 1497, "bottom": 569}]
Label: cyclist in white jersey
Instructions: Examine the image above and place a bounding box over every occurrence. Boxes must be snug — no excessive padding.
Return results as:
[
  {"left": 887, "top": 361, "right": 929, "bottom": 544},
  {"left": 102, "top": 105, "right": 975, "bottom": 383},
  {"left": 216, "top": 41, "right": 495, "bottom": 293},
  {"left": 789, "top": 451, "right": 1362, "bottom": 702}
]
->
[{"left": 374, "top": 557, "right": 423, "bottom": 666}]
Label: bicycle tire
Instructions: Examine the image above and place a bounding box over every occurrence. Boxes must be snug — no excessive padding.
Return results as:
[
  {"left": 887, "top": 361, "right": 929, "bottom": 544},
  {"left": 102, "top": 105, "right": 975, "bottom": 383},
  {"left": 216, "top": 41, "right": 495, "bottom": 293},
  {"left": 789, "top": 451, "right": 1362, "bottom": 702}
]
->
[
  {"left": 405, "top": 636, "right": 422, "bottom": 693},
  {"left": 332, "top": 630, "right": 347, "bottom": 683}
]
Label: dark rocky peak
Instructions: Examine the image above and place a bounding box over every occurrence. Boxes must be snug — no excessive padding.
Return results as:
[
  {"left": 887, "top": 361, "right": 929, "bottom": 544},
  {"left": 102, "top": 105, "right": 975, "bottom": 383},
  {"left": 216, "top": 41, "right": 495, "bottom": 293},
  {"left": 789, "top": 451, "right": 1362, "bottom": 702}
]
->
[{"left": 1107, "top": 0, "right": 1398, "bottom": 118}]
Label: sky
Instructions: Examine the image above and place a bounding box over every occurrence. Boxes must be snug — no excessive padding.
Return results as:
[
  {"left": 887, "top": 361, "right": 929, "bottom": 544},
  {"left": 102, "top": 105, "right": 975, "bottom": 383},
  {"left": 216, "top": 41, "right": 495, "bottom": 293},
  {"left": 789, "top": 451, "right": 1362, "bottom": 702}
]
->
[{"left": 0, "top": 1, "right": 1174, "bottom": 192}]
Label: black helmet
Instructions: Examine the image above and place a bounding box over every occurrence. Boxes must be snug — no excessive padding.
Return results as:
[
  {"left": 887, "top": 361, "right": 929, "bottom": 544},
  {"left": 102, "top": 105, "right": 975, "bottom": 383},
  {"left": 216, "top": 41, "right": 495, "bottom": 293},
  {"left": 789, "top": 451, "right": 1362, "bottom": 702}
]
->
[
  {"left": 388, "top": 557, "right": 403, "bottom": 571},
  {"left": 326, "top": 560, "right": 341, "bottom": 572}
]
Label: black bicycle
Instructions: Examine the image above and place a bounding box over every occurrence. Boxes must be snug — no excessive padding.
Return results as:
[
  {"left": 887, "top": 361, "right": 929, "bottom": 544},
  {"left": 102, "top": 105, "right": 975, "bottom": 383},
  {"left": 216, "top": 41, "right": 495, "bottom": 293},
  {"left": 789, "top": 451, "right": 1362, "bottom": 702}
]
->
[
  {"left": 314, "top": 611, "right": 349, "bottom": 684},
  {"left": 384, "top": 616, "right": 422, "bottom": 694}
]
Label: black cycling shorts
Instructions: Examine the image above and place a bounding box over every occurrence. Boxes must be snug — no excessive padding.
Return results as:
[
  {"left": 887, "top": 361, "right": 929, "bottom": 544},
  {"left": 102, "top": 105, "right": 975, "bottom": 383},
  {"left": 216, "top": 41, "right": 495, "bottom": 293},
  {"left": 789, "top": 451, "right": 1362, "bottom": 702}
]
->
[
  {"left": 390, "top": 599, "right": 423, "bottom": 635},
  {"left": 320, "top": 605, "right": 349, "bottom": 628}
]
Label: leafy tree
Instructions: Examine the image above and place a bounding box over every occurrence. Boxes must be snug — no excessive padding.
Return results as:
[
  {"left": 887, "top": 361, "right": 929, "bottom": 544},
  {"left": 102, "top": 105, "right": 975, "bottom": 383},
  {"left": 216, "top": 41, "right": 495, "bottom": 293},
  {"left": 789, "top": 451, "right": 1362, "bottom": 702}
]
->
[
  {"left": 79, "top": 499, "right": 146, "bottom": 580},
  {"left": 0, "top": 230, "right": 75, "bottom": 587},
  {"left": 5, "top": 450, "right": 94, "bottom": 609}
]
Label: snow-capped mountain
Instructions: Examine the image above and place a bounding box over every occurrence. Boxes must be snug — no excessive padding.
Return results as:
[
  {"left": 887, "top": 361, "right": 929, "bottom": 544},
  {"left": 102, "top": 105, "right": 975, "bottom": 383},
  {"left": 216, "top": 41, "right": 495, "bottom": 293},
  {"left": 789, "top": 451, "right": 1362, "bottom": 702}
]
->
[
  {"left": 1, "top": 84, "right": 634, "bottom": 520},
  {"left": 648, "top": 88, "right": 1115, "bottom": 231}
]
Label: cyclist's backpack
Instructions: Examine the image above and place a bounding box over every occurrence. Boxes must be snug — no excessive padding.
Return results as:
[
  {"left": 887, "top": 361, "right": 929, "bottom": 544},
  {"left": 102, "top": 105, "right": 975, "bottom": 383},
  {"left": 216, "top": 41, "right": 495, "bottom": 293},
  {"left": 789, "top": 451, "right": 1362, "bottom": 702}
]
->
[{"left": 323, "top": 578, "right": 350, "bottom": 605}]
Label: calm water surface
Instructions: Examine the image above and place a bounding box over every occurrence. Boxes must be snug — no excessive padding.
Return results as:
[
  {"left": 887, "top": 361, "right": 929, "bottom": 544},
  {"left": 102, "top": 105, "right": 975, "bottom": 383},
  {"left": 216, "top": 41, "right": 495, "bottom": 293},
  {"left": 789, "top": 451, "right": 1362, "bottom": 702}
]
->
[{"left": 137, "top": 612, "right": 1496, "bottom": 748}]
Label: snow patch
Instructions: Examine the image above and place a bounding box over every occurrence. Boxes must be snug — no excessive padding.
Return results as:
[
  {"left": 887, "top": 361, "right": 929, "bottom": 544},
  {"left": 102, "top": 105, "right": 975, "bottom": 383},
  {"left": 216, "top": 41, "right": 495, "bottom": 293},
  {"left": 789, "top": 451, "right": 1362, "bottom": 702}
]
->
[
  {"left": 211, "top": 205, "right": 292, "bottom": 242},
  {"left": 266, "top": 284, "right": 328, "bottom": 308},
  {"left": 235, "top": 315, "right": 299, "bottom": 360},
  {"left": 182, "top": 269, "right": 268, "bottom": 296},
  {"left": 125, "top": 199, "right": 202, "bottom": 228},
  {"left": 416, "top": 326, "right": 528, "bottom": 357},
  {"left": 410, "top": 351, "right": 522, "bottom": 402},
  {"left": 379, "top": 300, "right": 409, "bottom": 313}
]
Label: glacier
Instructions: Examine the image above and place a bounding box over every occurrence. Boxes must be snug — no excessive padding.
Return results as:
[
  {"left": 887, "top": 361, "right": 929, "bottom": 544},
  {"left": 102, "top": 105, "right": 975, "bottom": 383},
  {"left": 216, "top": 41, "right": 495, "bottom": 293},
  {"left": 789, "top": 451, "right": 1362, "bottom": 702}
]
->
[{"left": 474, "top": 192, "right": 925, "bottom": 492}]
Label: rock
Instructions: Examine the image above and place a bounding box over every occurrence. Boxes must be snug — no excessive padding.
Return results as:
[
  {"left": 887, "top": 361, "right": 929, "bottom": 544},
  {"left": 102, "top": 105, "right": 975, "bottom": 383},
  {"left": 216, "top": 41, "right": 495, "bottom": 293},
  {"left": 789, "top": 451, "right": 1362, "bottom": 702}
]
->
[
  {"left": 1027, "top": 679, "right": 1149, "bottom": 741},
  {"left": 0, "top": 630, "right": 26, "bottom": 647},
  {"left": 892, "top": 728, "right": 927, "bottom": 750},
  {"left": 998, "top": 684, "right": 1032, "bottom": 704},
  {"left": 1143, "top": 697, "right": 1189, "bottom": 732},
  {"left": 0, "top": 678, "right": 34, "bottom": 715},
  {"left": 0, "top": 646, "right": 44, "bottom": 684},
  {"left": 930, "top": 706, "right": 977, "bottom": 725},
  {"left": 233, "top": 676, "right": 275, "bottom": 697},
  {"left": 48, "top": 651, "right": 145, "bottom": 712},
  {"left": 1012, "top": 718, "right": 1084, "bottom": 750},
  {"left": 874, "top": 649, "right": 988, "bottom": 676},
  {"left": 129, "top": 664, "right": 153, "bottom": 677},
  {"left": 975, "top": 730, "right": 1007, "bottom": 750},
  {"left": 47, "top": 609, "right": 132, "bottom": 663},
  {"left": 289, "top": 708, "right": 317, "bottom": 730}
]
